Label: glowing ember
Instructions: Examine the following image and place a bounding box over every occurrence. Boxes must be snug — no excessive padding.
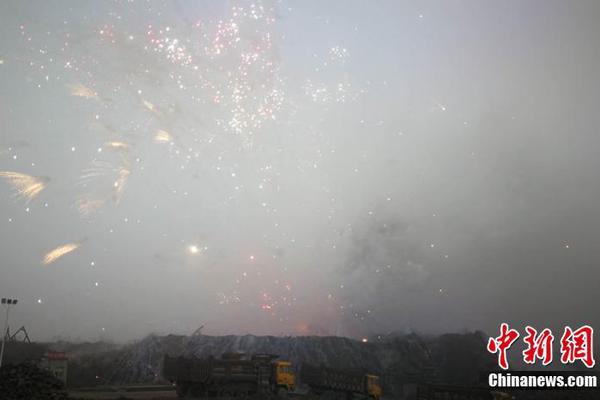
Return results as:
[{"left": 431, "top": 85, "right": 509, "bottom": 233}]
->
[{"left": 42, "top": 243, "right": 81, "bottom": 265}]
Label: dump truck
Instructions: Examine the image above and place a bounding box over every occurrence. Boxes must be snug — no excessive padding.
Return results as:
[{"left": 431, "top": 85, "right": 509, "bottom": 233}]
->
[
  {"left": 300, "top": 363, "right": 382, "bottom": 399},
  {"left": 163, "top": 353, "right": 295, "bottom": 398}
]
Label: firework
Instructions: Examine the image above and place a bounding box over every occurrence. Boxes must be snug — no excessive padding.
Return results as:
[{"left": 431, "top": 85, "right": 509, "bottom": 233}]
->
[
  {"left": 77, "top": 154, "right": 131, "bottom": 213},
  {"left": 142, "top": 99, "right": 154, "bottom": 111},
  {"left": 0, "top": 171, "right": 47, "bottom": 203},
  {"left": 76, "top": 196, "right": 105, "bottom": 217},
  {"left": 104, "top": 141, "right": 129, "bottom": 150},
  {"left": 79, "top": 160, "right": 122, "bottom": 183},
  {"left": 154, "top": 129, "right": 173, "bottom": 143},
  {"left": 143, "top": 99, "right": 162, "bottom": 116},
  {"left": 112, "top": 164, "right": 130, "bottom": 204},
  {"left": 67, "top": 83, "right": 98, "bottom": 99},
  {"left": 42, "top": 243, "right": 81, "bottom": 265}
]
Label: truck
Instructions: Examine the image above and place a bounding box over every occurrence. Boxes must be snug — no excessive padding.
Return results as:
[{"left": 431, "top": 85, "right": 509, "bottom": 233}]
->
[
  {"left": 300, "top": 363, "right": 382, "bottom": 399},
  {"left": 162, "top": 353, "right": 295, "bottom": 398}
]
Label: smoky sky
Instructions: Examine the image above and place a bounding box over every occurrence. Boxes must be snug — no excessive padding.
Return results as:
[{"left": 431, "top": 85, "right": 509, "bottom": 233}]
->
[{"left": 0, "top": 0, "right": 599, "bottom": 342}]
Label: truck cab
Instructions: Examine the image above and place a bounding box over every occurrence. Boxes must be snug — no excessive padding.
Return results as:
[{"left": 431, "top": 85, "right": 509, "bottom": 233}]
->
[
  {"left": 272, "top": 360, "right": 295, "bottom": 391},
  {"left": 366, "top": 374, "right": 382, "bottom": 399}
]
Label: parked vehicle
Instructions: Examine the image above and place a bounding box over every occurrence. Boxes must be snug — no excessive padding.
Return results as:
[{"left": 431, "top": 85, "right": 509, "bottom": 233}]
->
[
  {"left": 300, "top": 363, "right": 382, "bottom": 399},
  {"left": 163, "top": 353, "right": 295, "bottom": 397}
]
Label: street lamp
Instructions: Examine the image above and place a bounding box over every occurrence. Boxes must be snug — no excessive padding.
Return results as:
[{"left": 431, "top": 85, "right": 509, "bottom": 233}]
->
[{"left": 0, "top": 297, "right": 18, "bottom": 368}]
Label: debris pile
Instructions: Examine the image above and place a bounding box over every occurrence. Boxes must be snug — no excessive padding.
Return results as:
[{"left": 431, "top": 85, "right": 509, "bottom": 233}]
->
[
  {"left": 0, "top": 362, "right": 69, "bottom": 400},
  {"left": 65, "top": 331, "right": 495, "bottom": 397}
]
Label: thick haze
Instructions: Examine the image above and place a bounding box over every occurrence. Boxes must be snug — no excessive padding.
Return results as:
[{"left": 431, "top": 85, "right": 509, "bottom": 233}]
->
[{"left": 0, "top": 0, "right": 599, "bottom": 342}]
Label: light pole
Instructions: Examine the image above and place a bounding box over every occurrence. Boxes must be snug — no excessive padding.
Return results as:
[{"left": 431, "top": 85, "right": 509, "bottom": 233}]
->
[{"left": 0, "top": 297, "right": 17, "bottom": 368}]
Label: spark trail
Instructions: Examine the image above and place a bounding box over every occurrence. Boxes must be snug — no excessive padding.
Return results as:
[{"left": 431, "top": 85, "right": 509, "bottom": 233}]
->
[
  {"left": 0, "top": 171, "right": 48, "bottom": 203},
  {"left": 42, "top": 243, "right": 81, "bottom": 265}
]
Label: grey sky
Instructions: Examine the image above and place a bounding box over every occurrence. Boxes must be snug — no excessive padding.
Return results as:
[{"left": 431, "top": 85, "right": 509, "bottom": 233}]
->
[{"left": 0, "top": 0, "right": 599, "bottom": 342}]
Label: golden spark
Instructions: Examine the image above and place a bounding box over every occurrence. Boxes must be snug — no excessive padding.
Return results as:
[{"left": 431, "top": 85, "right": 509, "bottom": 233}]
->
[
  {"left": 154, "top": 130, "right": 173, "bottom": 143},
  {"left": 0, "top": 171, "right": 47, "bottom": 203},
  {"left": 42, "top": 243, "right": 81, "bottom": 265},
  {"left": 104, "top": 141, "right": 129, "bottom": 150},
  {"left": 67, "top": 83, "right": 98, "bottom": 99},
  {"left": 143, "top": 99, "right": 162, "bottom": 116},
  {"left": 142, "top": 99, "right": 154, "bottom": 111},
  {"left": 78, "top": 156, "right": 132, "bottom": 210}
]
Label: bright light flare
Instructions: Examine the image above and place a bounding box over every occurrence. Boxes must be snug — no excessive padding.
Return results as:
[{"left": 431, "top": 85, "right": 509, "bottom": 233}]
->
[
  {"left": 42, "top": 243, "right": 81, "bottom": 265},
  {"left": 104, "top": 141, "right": 129, "bottom": 150},
  {"left": 154, "top": 130, "right": 173, "bottom": 143},
  {"left": 143, "top": 99, "right": 162, "bottom": 116},
  {"left": 0, "top": 171, "right": 48, "bottom": 203}
]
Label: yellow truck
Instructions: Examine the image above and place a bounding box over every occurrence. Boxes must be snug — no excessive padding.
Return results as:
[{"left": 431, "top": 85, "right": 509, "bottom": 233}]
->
[
  {"left": 163, "top": 353, "right": 294, "bottom": 397},
  {"left": 272, "top": 359, "right": 295, "bottom": 392},
  {"left": 164, "top": 353, "right": 382, "bottom": 399}
]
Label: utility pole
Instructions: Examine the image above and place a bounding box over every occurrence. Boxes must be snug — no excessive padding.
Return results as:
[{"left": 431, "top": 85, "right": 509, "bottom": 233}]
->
[{"left": 0, "top": 297, "right": 18, "bottom": 368}]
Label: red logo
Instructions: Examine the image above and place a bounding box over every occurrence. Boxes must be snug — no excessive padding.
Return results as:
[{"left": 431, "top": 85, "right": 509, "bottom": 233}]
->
[
  {"left": 522, "top": 326, "right": 554, "bottom": 366},
  {"left": 560, "top": 325, "right": 595, "bottom": 368},
  {"left": 487, "top": 323, "right": 520, "bottom": 370},
  {"left": 488, "top": 324, "right": 594, "bottom": 369}
]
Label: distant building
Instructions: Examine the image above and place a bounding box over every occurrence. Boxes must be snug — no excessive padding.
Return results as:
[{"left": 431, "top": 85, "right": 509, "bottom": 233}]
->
[{"left": 39, "top": 351, "right": 68, "bottom": 385}]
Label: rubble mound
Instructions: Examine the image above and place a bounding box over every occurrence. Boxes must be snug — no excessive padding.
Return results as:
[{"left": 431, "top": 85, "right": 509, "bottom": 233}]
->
[
  {"left": 64, "top": 332, "right": 495, "bottom": 397},
  {"left": 0, "top": 362, "right": 69, "bottom": 400}
]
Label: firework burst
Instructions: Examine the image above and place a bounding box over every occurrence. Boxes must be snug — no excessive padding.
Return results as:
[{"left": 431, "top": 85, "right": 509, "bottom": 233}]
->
[
  {"left": 0, "top": 171, "right": 48, "bottom": 203},
  {"left": 77, "top": 154, "right": 131, "bottom": 215}
]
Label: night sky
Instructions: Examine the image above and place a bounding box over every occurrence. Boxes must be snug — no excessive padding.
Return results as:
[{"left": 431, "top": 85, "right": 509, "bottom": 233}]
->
[{"left": 1, "top": 0, "right": 599, "bottom": 342}]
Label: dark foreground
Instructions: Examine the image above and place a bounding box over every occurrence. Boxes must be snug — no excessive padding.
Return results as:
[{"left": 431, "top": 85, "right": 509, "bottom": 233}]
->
[{"left": 1, "top": 334, "right": 598, "bottom": 400}]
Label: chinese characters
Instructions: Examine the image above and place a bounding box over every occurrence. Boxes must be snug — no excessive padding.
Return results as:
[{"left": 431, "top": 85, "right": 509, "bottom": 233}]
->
[{"left": 487, "top": 324, "right": 595, "bottom": 370}]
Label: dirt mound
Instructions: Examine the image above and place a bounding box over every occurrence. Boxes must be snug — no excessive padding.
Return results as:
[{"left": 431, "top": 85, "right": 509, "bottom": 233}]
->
[{"left": 65, "top": 332, "right": 494, "bottom": 397}]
